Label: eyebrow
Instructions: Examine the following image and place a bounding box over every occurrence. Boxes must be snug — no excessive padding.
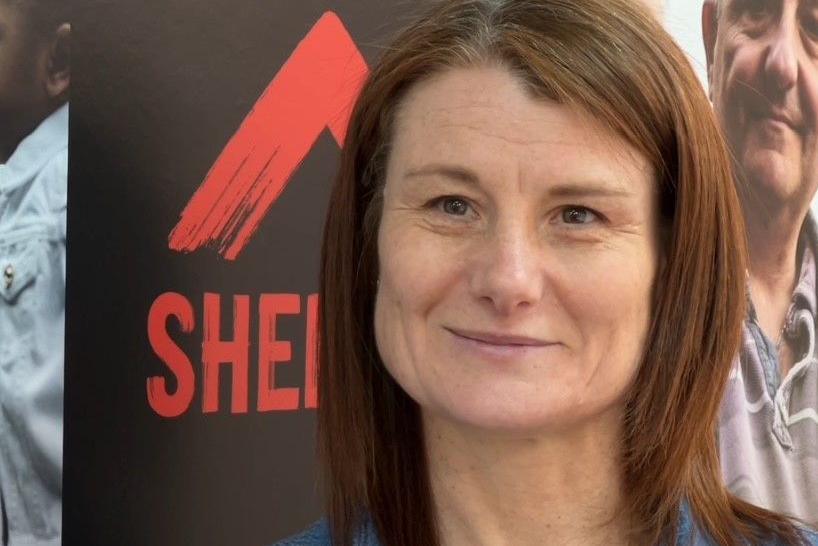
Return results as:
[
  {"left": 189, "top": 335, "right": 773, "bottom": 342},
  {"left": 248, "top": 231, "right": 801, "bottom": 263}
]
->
[
  {"left": 729, "top": 0, "right": 782, "bottom": 15},
  {"left": 403, "top": 163, "right": 634, "bottom": 199},
  {"left": 547, "top": 183, "right": 634, "bottom": 199},
  {"left": 403, "top": 164, "right": 480, "bottom": 186}
]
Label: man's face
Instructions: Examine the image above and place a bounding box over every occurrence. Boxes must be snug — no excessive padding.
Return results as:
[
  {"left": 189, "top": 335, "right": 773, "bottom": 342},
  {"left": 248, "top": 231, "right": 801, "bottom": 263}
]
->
[
  {"left": 0, "top": 2, "right": 49, "bottom": 139},
  {"left": 708, "top": 0, "right": 818, "bottom": 209}
]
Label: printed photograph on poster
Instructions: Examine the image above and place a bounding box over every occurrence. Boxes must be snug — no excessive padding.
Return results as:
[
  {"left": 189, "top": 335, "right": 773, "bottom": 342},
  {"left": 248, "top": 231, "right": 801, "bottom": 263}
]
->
[
  {"left": 666, "top": 0, "right": 818, "bottom": 527},
  {"left": 666, "top": 0, "right": 818, "bottom": 218},
  {"left": 0, "top": 1, "right": 69, "bottom": 545}
]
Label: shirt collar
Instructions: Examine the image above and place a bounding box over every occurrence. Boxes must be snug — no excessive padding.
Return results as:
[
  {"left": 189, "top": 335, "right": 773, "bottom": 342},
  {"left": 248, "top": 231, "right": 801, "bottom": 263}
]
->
[
  {"left": 794, "top": 211, "right": 818, "bottom": 318},
  {"left": 1, "top": 103, "right": 69, "bottom": 194}
]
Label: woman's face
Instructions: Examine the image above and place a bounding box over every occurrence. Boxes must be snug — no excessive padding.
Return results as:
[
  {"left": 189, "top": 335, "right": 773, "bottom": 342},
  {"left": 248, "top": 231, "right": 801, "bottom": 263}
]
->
[{"left": 374, "top": 65, "right": 661, "bottom": 433}]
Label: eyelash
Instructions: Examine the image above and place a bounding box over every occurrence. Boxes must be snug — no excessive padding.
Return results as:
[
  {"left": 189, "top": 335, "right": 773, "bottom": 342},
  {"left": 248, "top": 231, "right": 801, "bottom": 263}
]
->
[{"left": 426, "top": 196, "right": 603, "bottom": 226}]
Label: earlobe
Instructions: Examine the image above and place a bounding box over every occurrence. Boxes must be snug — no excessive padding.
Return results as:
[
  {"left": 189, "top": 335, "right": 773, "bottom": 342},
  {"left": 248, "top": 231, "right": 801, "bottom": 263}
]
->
[
  {"left": 46, "top": 23, "right": 71, "bottom": 101},
  {"left": 702, "top": 1, "right": 718, "bottom": 98}
]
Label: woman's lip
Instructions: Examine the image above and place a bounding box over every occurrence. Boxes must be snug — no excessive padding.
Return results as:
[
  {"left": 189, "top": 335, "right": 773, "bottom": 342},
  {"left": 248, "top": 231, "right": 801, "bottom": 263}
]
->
[{"left": 445, "top": 327, "right": 554, "bottom": 347}]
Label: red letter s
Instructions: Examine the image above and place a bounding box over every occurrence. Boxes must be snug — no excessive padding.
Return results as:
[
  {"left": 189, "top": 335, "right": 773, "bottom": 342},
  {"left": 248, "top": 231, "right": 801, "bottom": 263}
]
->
[{"left": 146, "top": 292, "right": 196, "bottom": 418}]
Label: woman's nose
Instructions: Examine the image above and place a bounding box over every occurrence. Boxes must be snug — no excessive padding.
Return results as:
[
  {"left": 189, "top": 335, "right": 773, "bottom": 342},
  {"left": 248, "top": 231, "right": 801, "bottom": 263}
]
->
[{"left": 468, "top": 228, "right": 544, "bottom": 317}]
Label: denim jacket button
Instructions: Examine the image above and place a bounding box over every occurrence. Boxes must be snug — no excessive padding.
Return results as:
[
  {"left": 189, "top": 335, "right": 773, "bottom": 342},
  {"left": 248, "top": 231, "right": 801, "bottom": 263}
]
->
[{"left": 3, "top": 264, "right": 13, "bottom": 290}]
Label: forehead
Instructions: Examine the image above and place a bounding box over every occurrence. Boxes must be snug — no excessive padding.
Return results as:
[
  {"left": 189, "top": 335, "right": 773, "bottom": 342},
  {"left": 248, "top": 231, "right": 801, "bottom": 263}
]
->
[
  {"left": 721, "top": 0, "right": 818, "bottom": 14},
  {"left": 0, "top": 1, "right": 30, "bottom": 36},
  {"left": 388, "top": 65, "right": 651, "bottom": 187},
  {"left": 0, "top": 0, "right": 51, "bottom": 38},
  {"left": 0, "top": 0, "right": 26, "bottom": 18}
]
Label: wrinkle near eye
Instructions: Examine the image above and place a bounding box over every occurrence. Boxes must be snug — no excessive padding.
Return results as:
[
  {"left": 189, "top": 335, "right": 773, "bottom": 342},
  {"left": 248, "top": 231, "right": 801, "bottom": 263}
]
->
[
  {"left": 388, "top": 203, "right": 483, "bottom": 237},
  {"left": 545, "top": 221, "right": 649, "bottom": 252}
]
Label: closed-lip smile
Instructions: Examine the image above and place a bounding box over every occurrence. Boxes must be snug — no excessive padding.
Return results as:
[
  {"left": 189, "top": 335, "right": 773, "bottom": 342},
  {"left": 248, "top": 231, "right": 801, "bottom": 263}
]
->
[{"left": 445, "top": 327, "right": 553, "bottom": 347}]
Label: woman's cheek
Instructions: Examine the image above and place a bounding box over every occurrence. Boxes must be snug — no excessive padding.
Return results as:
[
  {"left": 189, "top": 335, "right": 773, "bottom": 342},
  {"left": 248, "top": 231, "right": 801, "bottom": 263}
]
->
[
  {"left": 554, "top": 242, "right": 656, "bottom": 337},
  {"left": 384, "top": 226, "right": 470, "bottom": 298}
]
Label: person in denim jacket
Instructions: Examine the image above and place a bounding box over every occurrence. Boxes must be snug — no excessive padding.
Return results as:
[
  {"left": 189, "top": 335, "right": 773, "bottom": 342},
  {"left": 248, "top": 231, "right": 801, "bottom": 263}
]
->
[{"left": 0, "top": 0, "right": 69, "bottom": 544}]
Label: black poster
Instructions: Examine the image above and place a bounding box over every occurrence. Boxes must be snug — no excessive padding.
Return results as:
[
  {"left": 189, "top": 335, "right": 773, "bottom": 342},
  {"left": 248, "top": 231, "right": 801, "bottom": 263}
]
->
[{"left": 64, "top": 2, "right": 412, "bottom": 544}]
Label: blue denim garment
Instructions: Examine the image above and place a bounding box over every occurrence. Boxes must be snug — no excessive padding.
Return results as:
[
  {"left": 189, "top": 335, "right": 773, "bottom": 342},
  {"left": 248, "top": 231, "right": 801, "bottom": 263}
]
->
[
  {"left": 274, "top": 517, "right": 375, "bottom": 546},
  {"left": 274, "top": 502, "right": 818, "bottom": 545},
  {"left": 0, "top": 104, "right": 67, "bottom": 546}
]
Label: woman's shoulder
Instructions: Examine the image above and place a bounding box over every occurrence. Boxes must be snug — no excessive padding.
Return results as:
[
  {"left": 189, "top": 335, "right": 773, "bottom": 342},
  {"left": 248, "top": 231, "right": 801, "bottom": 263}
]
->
[
  {"left": 272, "top": 518, "right": 381, "bottom": 546},
  {"left": 685, "top": 525, "right": 818, "bottom": 546},
  {"left": 798, "top": 527, "right": 818, "bottom": 546},
  {"left": 751, "top": 525, "right": 818, "bottom": 545},
  {"left": 272, "top": 520, "right": 331, "bottom": 546},
  {"left": 738, "top": 526, "right": 818, "bottom": 546},
  {"left": 680, "top": 502, "right": 818, "bottom": 545}
]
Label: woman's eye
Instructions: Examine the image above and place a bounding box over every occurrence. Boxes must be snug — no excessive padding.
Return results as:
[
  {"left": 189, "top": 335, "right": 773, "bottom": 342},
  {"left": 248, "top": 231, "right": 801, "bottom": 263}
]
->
[
  {"left": 561, "top": 206, "right": 598, "bottom": 225},
  {"left": 438, "top": 197, "right": 472, "bottom": 216}
]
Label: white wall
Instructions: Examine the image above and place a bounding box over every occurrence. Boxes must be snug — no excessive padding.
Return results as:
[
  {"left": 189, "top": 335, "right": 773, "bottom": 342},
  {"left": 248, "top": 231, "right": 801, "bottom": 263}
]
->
[{"left": 664, "top": 0, "right": 708, "bottom": 88}]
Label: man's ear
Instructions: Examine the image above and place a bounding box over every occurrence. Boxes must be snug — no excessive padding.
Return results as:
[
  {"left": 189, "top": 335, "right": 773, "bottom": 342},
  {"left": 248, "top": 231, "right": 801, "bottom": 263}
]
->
[
  {"left": 702, "top": 0, "right": 718, "bottom": 98},
  {"left": 45, "top": 23, "right": 70, "bottom": 101}
]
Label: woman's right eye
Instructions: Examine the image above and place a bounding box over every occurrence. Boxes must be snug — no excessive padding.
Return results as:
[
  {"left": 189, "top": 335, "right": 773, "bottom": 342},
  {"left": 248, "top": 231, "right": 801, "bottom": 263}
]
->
[{"left": 432, "top": 196, "right": 473, "bottom": 217}]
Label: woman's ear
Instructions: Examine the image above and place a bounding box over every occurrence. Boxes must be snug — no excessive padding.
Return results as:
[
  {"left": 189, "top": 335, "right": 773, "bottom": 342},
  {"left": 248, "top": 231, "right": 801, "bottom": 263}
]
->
[{"left": 45, "top": 23, "right": 70, "bottom": 101}]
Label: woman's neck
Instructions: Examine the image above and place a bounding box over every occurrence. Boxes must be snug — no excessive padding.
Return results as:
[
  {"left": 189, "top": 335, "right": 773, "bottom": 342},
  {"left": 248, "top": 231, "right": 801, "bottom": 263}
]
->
[{"left": 424, "top": 409, "right": 634, "bottom": 546}]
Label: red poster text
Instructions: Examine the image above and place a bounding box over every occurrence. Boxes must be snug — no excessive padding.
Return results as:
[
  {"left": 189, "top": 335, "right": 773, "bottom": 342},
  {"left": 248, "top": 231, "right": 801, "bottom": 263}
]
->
[{"left": 146, "top": 292, "right": 319, "bottom": 418}]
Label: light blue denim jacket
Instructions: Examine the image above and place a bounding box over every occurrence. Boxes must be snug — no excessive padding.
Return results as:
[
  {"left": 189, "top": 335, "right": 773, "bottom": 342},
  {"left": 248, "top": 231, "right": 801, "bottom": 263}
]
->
[{"left": 0, "top": 104, "right": 67, "bottom": 546}]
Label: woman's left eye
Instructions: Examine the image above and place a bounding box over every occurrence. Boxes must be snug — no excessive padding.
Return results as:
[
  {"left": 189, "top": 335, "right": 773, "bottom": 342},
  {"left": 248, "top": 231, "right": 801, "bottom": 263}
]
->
[{"left": 560, "top": 206, "right": 599, "bottom": 225}]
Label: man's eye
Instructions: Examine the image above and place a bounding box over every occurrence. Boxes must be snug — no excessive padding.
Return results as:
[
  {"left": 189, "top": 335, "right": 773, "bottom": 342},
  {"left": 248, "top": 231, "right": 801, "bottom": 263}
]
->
[
  {"left": 801, "top": 12, "right": 818, "bottom": 40},
  {"left": 738, "top": 0, "right": 773, "bottom": 22},
  {"left": 561, "top": 206, "right": 598, "bottom": 225},
  {"left": 436, "top": 196, "right": 472, "bottom": 216}
]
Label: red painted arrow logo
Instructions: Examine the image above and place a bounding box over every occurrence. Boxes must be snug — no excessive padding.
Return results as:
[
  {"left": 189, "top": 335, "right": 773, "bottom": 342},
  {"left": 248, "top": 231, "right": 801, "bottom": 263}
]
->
[{"left": 168, "top": 12, "right": 369, "bottom": 260}]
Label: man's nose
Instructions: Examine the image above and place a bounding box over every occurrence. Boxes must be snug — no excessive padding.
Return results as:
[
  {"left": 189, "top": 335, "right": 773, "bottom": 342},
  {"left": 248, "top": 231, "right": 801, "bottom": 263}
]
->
[
  {"left": 469, "top": 227, "right": 544, "bottom": 317},
  {"left": 764, "top": 19, "right": 799, "bottom": 92}
]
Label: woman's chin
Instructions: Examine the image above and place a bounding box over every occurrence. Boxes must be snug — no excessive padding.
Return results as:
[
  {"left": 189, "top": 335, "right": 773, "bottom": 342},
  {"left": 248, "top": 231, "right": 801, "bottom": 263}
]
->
[{"left": 428, "top": 398, "right": 593, "bottom": 437}]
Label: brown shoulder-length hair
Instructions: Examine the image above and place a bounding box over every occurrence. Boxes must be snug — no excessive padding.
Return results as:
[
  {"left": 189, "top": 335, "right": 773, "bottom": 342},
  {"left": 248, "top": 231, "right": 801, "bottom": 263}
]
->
[{"left": 317, "top": 1, "right": 806, "bottom": 545}]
